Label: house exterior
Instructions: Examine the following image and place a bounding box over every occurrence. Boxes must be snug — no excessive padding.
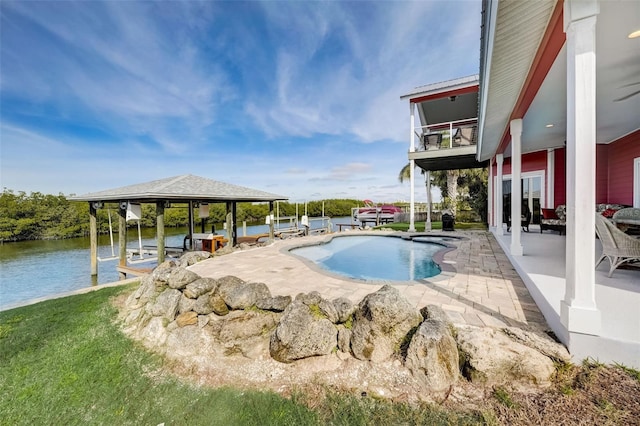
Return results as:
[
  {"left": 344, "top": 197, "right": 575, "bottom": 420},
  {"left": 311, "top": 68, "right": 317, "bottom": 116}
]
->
[{"left": 403, "top": 0, "right": 640, "bottom": 367}]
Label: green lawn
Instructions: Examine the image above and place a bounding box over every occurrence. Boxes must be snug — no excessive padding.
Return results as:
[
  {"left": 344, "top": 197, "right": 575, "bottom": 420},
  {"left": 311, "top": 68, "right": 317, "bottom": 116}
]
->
[
  {"left": 376, "top": 221, "right": 487, "bottom": 232},
  {"left": 0, "top": 286, "right": 483, "bottom": 425}
]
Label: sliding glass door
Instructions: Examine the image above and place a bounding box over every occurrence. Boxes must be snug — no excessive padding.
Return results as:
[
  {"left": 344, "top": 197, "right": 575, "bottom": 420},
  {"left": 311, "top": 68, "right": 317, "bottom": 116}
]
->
[{"left": 500, "top": 172, "right": 544, "bottom": 225}]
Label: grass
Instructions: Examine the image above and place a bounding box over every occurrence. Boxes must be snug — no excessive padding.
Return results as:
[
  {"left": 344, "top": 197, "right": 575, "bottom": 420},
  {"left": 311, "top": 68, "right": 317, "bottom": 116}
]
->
[
  {"left": 375, "top": 221, "right": 487, "bottom": 232},
  {"left": 0, "top": 286, "right": 481, "bottom": 425}
]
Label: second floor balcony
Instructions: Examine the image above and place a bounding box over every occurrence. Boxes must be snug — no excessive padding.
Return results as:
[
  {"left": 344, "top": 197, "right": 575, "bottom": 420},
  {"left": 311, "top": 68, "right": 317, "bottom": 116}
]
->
[{"left": 409, "top": 117, "right": 486, "bottom": 171}]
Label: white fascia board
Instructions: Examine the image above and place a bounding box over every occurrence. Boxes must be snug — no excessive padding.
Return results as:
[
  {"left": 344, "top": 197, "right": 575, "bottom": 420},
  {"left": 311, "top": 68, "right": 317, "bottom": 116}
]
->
[{"left": 477, "top": 0, "right": 499, "bottom": 162}]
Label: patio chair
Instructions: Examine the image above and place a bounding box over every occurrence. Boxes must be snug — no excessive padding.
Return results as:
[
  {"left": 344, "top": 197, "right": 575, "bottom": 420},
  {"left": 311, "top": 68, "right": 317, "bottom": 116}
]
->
[
  {"left": 422, "top": 133, "right": 442, "bottom": 150},
  {"left": 594, "top": 213, "right": 640, "bottom": 277}
]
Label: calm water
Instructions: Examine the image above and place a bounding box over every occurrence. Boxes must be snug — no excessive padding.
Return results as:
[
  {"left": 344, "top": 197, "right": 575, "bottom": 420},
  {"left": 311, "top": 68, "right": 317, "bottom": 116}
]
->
[
  {"left": 0, "top": 217, "right": 345, "bottom": 310},
  {"left": 290, "top": 235, "right": 443, "bottom": 281}
]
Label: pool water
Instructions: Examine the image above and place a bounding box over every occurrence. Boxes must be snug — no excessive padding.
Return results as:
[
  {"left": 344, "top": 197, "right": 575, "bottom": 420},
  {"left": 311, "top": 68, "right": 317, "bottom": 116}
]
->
[{"left": 290, "top": 235, "right": 443, "bottom": 281}]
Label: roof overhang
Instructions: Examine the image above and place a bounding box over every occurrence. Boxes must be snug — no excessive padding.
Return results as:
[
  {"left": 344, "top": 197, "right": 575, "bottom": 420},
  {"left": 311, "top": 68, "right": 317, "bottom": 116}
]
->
[
  {"left": 401, "top": 75, "right": 479, "bottom": 129},
  {"left": 70, "top": 175, "right": 288, "bottom": 204},
  {"left": 478, "top": 0, "right": 640, "bottom": 161}
]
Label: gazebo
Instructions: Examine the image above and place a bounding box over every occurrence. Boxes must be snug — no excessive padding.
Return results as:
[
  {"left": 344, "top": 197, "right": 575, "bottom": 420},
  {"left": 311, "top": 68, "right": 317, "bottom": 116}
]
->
[{"left": 71, "top": 174, "right": 287, "bottom": 280}]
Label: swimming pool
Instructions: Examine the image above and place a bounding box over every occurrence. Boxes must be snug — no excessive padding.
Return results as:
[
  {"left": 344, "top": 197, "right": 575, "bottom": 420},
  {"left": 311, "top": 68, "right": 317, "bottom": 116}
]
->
[{"left": 289, "top": 235, "right": 448, "bottom": 281}]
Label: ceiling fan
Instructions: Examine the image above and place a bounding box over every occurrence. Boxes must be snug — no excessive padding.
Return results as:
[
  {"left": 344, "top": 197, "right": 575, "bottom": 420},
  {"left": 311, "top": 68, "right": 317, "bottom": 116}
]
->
[{"left": 613, "top": 82, "right": 640, "bottom": 102}]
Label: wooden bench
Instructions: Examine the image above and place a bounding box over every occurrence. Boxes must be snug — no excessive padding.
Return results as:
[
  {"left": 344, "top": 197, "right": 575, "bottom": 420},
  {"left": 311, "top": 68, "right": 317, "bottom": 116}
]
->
[
  {"left": 237, "top": 233, "right": 270, "bottom": 245},
  {"left": 336, "top": 223, "right": 360, "bottom": 231}
]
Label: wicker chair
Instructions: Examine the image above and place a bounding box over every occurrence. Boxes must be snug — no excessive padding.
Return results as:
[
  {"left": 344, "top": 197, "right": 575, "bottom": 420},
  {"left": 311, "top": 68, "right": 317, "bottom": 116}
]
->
[{"left": 595, "top": 213, "right": 640, "bottom": 277}]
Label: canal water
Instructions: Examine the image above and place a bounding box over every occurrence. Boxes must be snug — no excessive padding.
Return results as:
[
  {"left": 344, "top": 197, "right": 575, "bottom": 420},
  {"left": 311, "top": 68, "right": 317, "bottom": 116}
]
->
[{"left": 0, "top": 217, "right": 350, "bottom": 310}]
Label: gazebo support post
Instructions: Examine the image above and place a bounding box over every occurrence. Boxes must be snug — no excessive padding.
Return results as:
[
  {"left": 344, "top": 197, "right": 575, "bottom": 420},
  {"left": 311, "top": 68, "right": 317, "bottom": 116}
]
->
[
  {"left": 269, "top": 201, "right": 275, "bottom": 242},
  {"left": 188, "top": 201, "right": 194, "bottom": 250},
  {"left": 118, "top": 202, "right": 127, "bottom": 280},
  {"left": 156, "top": 201, "right": 165, "bottom": 264},
  {"left": 225, "top": 202, "right": 233, "bottom": 247},
  {"left": 231, "top": 202, "right": 237, "bottom": 246},
  {"left": 89, "top": 202, "right": 98, "bottom": 279}
]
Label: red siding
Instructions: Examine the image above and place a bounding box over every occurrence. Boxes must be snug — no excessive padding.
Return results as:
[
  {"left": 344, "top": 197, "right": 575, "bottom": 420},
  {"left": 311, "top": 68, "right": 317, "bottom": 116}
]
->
[
  {"left": 596, "top": 145, "right": 609, "bottom": 203},
  {"left": 500, "top": 151, "right": 547, "bottom": 175},
  {"left": 607, "top": 130, "right": 640, "bottom": 205}
]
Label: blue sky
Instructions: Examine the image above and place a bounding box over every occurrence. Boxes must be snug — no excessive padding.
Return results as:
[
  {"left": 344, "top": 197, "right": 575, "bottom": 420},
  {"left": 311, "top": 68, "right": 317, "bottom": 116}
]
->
[{"left": 0, "top": 1, "right": 480, "bottom": 203}]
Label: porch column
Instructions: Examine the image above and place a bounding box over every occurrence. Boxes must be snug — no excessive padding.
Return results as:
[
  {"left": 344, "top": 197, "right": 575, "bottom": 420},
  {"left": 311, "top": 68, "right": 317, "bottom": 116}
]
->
[
  {"left": 510, "top": 119, "right": 523, "bottom": 256},
  {"left": 495, "top": 154, "right": 504, "bottom": 236},
  {"left": 488, "top": 159, "right": 494, "bottom": 229},
  {"left": 546, "top": 149, "right": 555, "bottom": 208},
  {"left": 425, "top": 170, "right": 432, "bottom": 231},
  {"left": 561, "top": 0, "right": 601, "bottom": 335},
  {"left": 409, "top": 102, "right": 416, "bottom": 232}
]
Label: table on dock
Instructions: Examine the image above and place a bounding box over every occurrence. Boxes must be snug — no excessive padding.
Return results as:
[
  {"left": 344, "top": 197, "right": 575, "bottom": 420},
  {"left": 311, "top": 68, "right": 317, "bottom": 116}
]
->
[
  {"left": 336, "top": 223, "right": 360, "bottom": 231},
  {"left": 191, "top": 233, "right": 229, "bottom": 252}
]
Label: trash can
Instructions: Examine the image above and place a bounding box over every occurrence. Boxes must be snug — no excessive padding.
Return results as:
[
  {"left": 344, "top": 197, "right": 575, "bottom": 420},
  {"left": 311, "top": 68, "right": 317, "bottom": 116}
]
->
[{"left": 442, "top": 213, "right": 455, "bottom": 231}]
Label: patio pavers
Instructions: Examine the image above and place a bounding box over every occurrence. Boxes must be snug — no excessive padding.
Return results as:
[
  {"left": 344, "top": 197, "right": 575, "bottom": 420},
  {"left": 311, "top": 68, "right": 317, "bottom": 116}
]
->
[{"left": 188, "top": 230, "right": 550, "bottom": 332}]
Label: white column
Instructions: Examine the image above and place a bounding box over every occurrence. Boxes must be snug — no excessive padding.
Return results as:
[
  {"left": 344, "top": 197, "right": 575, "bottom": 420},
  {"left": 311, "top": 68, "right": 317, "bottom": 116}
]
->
[
  {"left": 496, "top": 154, "right": 504, "bottom": 236},
  {"left": 409, "top": 102, "right": 416, "bottom": 232},
  {"left": 547, "top": 149, "right": 555, "bottom": 208},
  {"left": 425, "top": 171, "right": 432, "bottom": 231},
  {"left": 488, "top": 159, "right": 494, "bottom": 229},
  {"left": 510, "top": 119, "right": 523, "bottom": 256},
  {"left": 561, "top": 0, "right": 601, "bottom": 335}
]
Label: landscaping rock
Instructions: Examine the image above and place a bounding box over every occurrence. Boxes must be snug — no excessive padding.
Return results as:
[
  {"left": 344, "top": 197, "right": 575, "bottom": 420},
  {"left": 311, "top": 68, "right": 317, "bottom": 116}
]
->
[
  {"left": 405, "top": 305, "right": 459, "bottom": 393},
  {"left": 177, "top": 295, "right": 196, "bottom": 314},
  {"left": 501, "top": 327, "right": 570, "bottom": 363},
  {"left": 176, "top": 311, "right": 198, "bottom": 327},
  {"left": 210, "top": 293, "right": 229, "bottom": 316},
  {"left": 337, "top": 325, "right": 352, "bottom": 353},
  {"left": 223, "top": 282, "right": 272, "bottom": 310},
  {"left": 270, "top": 295, "right": 337, "bottom": 363},
  {"left": 147, "top": 288, "right": 182, "bottom": 320},
  {"left": 333, "top": 297, "right": 356, "bottom": 323},
  {"left": 218, "top": 310, "right": 280, "bottom": 358},
  {"left": 216, "top": 275, "right": 246, "bottom": 300},
  {"left": 178, "top": 251, "right": 211, "bottom": 267},
  {"left": 318, "top": 299, "right": 339, "bottom": 324},
  {"left": 183, "top": 277, "right": 218, "bottom": 299},
  {"left": 193, "top": 293, "right": 214, "bottom": 315},
  {"left": 350, "top": 285, "right": 423, "bottom": 362},
  {"left": 456, "top": 325, "right": 555, "bottom": 388},
  {"left": 167, "top": 268, "right": 200, "bottom": 290},
  {"left": 256, "top": 295, "right": 292, "bottom": 312}
]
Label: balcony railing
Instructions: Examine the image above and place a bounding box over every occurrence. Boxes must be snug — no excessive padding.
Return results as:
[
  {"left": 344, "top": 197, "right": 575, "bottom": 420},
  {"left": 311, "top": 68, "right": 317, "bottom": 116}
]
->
[{"left": 414, "top": 118, "right": 478, "bottom": 152}]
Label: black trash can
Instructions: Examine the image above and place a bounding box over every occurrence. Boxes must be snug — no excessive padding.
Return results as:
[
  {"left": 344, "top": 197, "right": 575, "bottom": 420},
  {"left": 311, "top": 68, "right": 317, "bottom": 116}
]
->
[{"left": 442, "top": 213, "right": 455, "bottom": 231}]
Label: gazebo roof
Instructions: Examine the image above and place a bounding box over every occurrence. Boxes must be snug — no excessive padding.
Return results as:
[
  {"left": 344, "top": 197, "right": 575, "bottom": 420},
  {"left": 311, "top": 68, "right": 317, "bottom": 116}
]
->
[{"left": 70, "top": 174, "right": 288, "bottom": 203}]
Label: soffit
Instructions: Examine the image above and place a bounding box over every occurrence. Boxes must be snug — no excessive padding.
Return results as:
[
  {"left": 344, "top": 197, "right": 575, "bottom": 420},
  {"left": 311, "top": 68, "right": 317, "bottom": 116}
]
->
[{"left": 478, "top": 0, "right": 556, "bottom": 161}]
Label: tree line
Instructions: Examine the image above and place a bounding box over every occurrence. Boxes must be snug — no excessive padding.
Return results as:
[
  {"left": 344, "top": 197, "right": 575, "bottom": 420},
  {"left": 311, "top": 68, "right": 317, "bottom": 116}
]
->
[{"left": 0, "top": 189, "right": 367, "bottom": 242}]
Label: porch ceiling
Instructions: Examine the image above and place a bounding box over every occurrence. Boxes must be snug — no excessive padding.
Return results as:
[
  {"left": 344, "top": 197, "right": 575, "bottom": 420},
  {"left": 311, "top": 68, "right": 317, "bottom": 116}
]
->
[{"left": 479, "top": 0, "right": 640, "bottom": 161}]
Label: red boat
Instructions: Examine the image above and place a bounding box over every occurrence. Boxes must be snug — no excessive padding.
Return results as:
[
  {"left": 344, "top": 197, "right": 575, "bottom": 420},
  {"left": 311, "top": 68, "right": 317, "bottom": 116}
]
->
[{"left": 353, "top": 200, "right": 402, "bottom": 225}]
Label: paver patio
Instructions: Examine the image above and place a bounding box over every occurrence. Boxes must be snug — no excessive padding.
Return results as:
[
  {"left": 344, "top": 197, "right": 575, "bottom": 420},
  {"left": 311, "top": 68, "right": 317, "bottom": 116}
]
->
[{"left": 189, "top": 230, "right": 549, "bottom": 331}]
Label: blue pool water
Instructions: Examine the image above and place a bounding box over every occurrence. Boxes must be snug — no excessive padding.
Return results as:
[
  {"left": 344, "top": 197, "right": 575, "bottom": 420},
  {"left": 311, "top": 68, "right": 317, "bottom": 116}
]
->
[{"left": 290, "top": 235, "right": 444, "bottom": 281}]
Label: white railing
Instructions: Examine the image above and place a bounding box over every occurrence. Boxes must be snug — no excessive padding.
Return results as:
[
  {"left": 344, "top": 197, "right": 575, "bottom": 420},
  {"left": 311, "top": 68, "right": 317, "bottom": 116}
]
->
[{"left": 414, "top": 118, "right": 478, "bottom": 151}]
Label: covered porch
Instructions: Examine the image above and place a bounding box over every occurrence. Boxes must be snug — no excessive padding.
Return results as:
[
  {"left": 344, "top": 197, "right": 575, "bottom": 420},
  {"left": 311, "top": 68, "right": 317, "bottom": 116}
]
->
[{"left": 493, "top": 226, "right": 640, "bottom": 368}]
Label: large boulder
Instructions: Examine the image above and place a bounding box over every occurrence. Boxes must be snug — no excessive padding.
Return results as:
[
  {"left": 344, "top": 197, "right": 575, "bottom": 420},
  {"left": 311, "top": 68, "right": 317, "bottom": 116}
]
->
[
  {"left": 216, "top": 276, "right": 247, "bottom": 300},
  {"left": 167, "top": 268, "right": 200, "bottom": 290},
  {"left": 177, "top": 251, "right": 211, "bottom": 267},
  {"left": 270, "top": 294, "right": 337, "bottom": 363},
  {"left": 456, "top": 325, "right": 556, "bottom": 388},
  {"left": 218, "top": 310, "right": 280, "bottom": 358},
  {"left": 501, "top": 327, "right": 570, "bottom": 363},
  {"left": 256, "top": 295, "right": 292, "bottom": 312},
  {"left": 223, "top": 282, "right": 272, "bottom": 310},
  {"left": 405, "top": 305, "right": 459, "bottom": 393},
  {"left": 183, "top": 277, "right": 218, "bottom": 299},
  {"left": 147, "top": 288, "right": 182, "bottom": 320},
  {"left": 350, "top": 285, "right": 423, "bottom": 362}
]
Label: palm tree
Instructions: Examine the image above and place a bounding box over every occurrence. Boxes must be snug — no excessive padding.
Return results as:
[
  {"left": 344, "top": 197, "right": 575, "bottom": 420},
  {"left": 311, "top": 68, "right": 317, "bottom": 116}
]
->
[{"left": 399, "top": 164, "right": 459, "bottom": 216}]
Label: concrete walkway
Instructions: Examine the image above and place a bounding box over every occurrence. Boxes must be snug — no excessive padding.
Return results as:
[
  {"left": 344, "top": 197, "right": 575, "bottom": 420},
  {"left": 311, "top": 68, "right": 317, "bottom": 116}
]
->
[{"left": 189, "top": 230, "right": 549, "bottom": 331}]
